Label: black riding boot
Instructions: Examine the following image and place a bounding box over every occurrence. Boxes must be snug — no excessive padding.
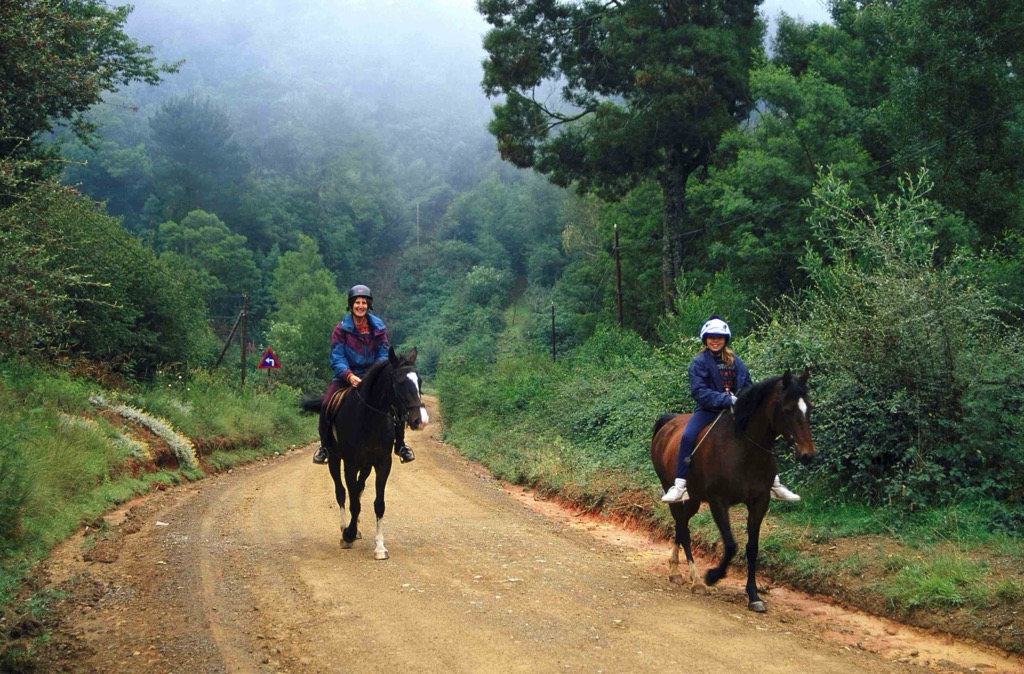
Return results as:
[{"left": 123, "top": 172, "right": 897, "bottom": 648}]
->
[
  {"left": 313, "top": 414, "right": 330, "bottom": 464},
  {"left": 394, "top": 423, "right": 415, "bottom": 463}
]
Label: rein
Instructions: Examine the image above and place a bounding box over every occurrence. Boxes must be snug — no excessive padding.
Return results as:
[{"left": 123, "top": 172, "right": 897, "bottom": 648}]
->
[
  {"left": 687, "top": 409, "right": 725, "bottom": 460},
  {"left": 742, "top": 396, "right": 791, "bottom": 458},
  {"left": 742, "top": 431, "right": 785, "bottom": 458}
]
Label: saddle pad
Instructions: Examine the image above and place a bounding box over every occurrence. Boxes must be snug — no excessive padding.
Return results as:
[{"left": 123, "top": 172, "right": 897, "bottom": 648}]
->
[{"left": 325, "top": 387, "right": 351, "bottom": 419}]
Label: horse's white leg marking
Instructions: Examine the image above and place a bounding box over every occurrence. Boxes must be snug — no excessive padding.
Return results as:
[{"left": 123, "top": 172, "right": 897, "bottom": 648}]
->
[
  {"left": 373, "top": 517, "right": 389, "bottom": 560},
  {"left": 798, "top": 398, "right": 808, "bottom": 416},
  {"left": 339, "top": 508, "right": 353, "bottom": 549},
  {"left": 668, "top": 544, "right": 683, "bottom": 584}
]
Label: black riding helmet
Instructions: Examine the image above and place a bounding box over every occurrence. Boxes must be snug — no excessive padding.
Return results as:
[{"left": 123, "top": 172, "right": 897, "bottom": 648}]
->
[{"left": 348, "top": 284, "right": 373, "bottom": 311}]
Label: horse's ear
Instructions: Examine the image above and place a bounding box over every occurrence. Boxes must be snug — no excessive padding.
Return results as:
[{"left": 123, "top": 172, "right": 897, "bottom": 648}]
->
[
  {"left": 388, "top": 346, "right": 398, "bottom": 364},
  {"left": 406, "top": 346, "right": 417, "bottom": 365},
  {"left": 799, "top": 367, "right": 810, "bottom": 387},
  {"left": 782, "top": 370, "right": 793, "bottom": 387}
]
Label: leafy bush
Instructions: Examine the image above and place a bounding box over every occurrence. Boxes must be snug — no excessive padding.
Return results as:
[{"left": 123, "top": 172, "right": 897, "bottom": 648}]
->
[
  {"left": 747, "top": 170, "right": 1024, "bottom": 512},
  {"left": 0, "top": 192, "right": 80, "bottom": 359},
  {"left": 1, "top": 189, "right": 213, "bottom": 373}
]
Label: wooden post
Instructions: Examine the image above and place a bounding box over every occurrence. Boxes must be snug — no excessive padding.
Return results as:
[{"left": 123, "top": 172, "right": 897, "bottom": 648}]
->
[
  {"left": 614, "top": 223, "right": 623, "bottom": 327},
  {"left": 550, "top": 301, "right": 556, "bottom": 362},
  {"left": 212, "top": 309, "right": 243, "bottom": 370},
  {"left": 240, "top": 293, "right": 249, "bottom": 388}
]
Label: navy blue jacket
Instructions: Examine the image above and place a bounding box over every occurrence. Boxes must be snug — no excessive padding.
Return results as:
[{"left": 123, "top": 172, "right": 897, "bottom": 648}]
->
[{"left": 687, "top": 349, "right": 753, "bottom": 412}]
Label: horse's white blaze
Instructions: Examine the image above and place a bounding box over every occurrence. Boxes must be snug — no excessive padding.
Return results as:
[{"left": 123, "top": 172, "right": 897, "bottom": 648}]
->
[
  {"left": 407, "top": 372, "right": 430, "bottom": 425},
  {"left": 798, "top": 398, "right": 809, "bottom": 416}
]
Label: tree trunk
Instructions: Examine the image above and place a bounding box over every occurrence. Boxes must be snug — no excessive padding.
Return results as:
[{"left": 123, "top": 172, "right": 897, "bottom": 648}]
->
[{"left": 659, "top": 148, "right": 694, "bottom": 313}]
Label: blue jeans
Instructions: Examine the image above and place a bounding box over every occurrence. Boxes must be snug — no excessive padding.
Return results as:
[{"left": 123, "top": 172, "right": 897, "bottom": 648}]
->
[{"left": 675, "top": 409, "right": 719, "bottom": 480}]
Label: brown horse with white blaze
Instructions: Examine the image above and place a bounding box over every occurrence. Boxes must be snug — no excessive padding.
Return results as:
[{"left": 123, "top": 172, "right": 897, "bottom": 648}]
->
[{"left": 650, "top": 370, "right": 817, "bottom": 612}]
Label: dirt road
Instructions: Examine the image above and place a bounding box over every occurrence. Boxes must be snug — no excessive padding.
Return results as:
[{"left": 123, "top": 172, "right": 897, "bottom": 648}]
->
[{"left": 29, "top": 398, "right": 1023, "bottom": 673}]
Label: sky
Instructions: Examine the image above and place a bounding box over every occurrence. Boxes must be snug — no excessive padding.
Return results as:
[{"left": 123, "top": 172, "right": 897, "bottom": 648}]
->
[{"left": 762, "top": 0, "right": 831, "bottom": 25}]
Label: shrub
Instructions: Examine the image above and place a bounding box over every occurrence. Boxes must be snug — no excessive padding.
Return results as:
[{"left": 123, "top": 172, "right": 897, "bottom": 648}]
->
[
  {"left": 748, "top": 170, "right": 1024, "bottom": 512},
  {"left": 1, "top": 188, "right": 212, "bottom": 373}
]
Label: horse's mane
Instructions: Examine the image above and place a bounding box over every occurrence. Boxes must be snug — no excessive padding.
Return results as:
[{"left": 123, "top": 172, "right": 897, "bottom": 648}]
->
[
  {"left": 359, "top": 351, "right": 415, "bottom": 392},
  {"left": 732, "top": 375, "right": 784, "bottom": 433},
  {"left": 359, "top": 357, "right": 393, "bottom": 390}
]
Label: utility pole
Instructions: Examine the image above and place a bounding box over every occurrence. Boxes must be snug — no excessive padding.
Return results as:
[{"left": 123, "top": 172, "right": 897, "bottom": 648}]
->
[
  {"left": 212, "top": 309, "right": 243, "bottom": 370},
  {"left": 614, "top": 224, "right": 623, "bottom": 327},
  {"left": 550, "top": 301, "right": 556, "bottom": 362},
  {"left": 240, "top": 293, "right": 249, "bottom": 388}
]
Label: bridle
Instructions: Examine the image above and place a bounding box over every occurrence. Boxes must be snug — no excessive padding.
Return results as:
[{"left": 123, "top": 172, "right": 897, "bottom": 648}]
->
[
  {"left": 742, "top": 391, "right": 801, "bottom": 459},
  {"left": 353, "top": 364, "right": 425, "bottom": 424}
]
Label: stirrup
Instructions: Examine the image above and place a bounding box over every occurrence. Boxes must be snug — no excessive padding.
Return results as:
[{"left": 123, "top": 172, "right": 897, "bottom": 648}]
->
[
  {"left": 396, "top": 445, "right": 415, "bottom": 463},
  {"left": 312, "top": 446, "right": 328, "bottom": 464}
]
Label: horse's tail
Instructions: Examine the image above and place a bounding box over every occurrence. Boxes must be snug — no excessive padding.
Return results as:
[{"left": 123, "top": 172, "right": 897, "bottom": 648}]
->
[
  {"left": 653, "top": 414, "right": 676, "bottom": 438},
  {"left": 300, "top": 394, "right": 323, "bottom": 414}
]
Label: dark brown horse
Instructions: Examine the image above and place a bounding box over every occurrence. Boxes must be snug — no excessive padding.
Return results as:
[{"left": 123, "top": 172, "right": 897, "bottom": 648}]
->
[
  {"left": 301, "top": 347, "right": 428, "bottom": 559},
  {"left": 650, "top": 370, "right": 816, "bottom": 612}
]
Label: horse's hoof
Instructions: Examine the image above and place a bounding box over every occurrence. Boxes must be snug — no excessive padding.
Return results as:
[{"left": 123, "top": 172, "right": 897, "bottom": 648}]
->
[
  {"left": 748, "top": 600, "right": 767, "bottom": 613},
  {"left": 668, "top": 574, "right": 684, "bottom": 585},
  {"left": 340, "top": 538, "right": 354, "bottom": 549},
  {"left": 374, "top": 550, "right": 389, "bottom": 560}
]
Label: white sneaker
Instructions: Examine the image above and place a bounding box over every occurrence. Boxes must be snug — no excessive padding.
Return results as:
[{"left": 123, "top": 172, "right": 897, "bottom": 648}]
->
[
  {"left": 661, "top": 478, "right": 689, "bottom": 503},
  {"left": 770, "top": 475, "right": 801, "bottom": 501}
]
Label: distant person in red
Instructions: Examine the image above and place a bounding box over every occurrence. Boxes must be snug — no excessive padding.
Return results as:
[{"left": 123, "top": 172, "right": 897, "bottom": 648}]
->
[{"left": 312, "top": 284, "right": 415, "bottom": 465}]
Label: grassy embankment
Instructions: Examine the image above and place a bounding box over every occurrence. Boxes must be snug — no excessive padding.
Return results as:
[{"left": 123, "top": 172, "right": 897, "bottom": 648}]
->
[
  {"left": 436, "top": 312, "right": 1024, "bottom": 654},
  {"left": 0, "top": 360, "right": 316, "bottom": 634}
]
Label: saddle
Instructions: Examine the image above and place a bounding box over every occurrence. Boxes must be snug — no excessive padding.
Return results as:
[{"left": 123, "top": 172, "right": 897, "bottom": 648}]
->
[
  {"left": 324, "top": 387, "right": 351, "bottom": 418},
  {"left": 324, "top": 387, "right": 352, "bottom": 442}
]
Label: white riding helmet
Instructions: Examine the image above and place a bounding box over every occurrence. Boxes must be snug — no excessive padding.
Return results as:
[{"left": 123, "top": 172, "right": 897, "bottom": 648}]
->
[{"left": 699, "top": 316, "right": 731, "bottom": 344}]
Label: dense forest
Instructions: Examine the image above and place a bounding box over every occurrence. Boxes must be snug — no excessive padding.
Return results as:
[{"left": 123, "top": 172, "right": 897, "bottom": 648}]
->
[{"left": 2, "top": 0, "right": 1023, "bottom": 643}]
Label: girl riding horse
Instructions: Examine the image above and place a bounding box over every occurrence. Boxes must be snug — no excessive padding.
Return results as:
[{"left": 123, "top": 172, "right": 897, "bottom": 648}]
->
[{"left": 661, "top": 315, "right": 800, "bottom": 504}]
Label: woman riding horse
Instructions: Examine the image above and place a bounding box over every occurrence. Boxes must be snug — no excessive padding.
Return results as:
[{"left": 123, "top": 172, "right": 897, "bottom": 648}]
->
[
  {"left": 661, "top": 315, "right": 800, "bottom": 504},
  {"left": 312, "top": 284, "right": 415, "bottom": 466},
  {"left": 302, "top": 347, "right": 428, "bottom": 560}
]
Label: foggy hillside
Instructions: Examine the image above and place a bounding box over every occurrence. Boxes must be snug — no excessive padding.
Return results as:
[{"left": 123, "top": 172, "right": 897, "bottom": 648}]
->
[{"left": 114, "top": 0, "right": 496, "bottom": 178}]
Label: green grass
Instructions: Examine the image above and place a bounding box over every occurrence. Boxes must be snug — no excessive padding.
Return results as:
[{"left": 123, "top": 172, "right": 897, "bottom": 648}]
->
[{"left": 0, "top": 360, "right": 316, "bottom": 615}]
